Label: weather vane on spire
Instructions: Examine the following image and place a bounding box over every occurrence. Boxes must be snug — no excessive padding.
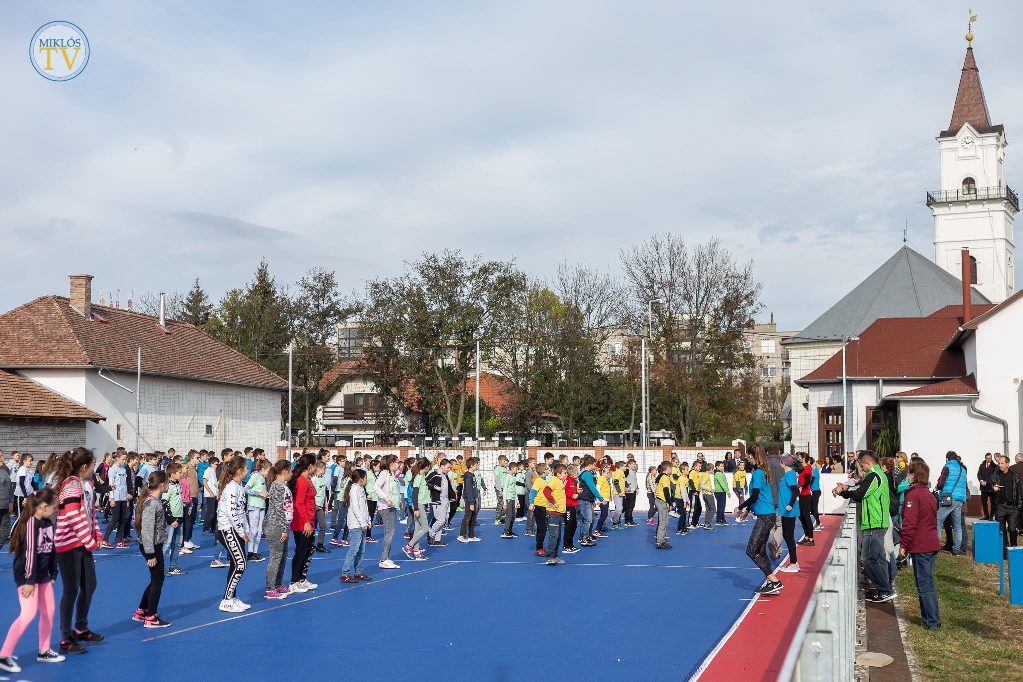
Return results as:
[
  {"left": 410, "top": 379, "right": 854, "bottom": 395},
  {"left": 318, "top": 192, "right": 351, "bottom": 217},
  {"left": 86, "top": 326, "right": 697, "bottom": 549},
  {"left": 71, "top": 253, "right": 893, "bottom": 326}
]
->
[{"left": 966, "top": 8, "right": 977, "bottom": 46}]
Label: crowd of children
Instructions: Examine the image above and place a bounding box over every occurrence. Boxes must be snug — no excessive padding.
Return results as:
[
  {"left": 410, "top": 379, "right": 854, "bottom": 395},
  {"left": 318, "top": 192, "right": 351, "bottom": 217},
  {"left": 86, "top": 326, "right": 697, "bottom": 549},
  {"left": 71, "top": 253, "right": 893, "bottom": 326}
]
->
[{"left": 0, "top": 442, "right": 827, "bottom": 672}]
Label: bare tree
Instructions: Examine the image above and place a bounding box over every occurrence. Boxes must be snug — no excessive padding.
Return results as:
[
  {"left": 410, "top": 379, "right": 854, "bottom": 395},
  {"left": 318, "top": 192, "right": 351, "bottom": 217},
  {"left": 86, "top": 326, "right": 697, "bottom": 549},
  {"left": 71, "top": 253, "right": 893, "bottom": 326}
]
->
[
  {"left": 621, "top": 235, "right": 763, "bottom": 445},
  {"left": 135, "top": 291, "right": 185, "bottom": 319}
]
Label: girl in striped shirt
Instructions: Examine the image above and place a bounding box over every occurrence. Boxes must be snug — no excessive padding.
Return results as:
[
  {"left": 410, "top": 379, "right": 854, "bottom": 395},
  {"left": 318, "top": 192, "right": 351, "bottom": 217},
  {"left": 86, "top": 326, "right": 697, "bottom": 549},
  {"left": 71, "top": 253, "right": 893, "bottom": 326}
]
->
[{"left": 54, "top": 447, "right": 104, "bottom": 655}]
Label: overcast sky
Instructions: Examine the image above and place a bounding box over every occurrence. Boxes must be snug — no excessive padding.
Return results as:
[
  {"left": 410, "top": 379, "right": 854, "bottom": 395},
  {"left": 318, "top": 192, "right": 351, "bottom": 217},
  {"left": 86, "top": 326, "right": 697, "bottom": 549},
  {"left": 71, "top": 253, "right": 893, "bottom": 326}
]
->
[{"left": 3, "top": 2, "right": 1022, "bottom": 331}]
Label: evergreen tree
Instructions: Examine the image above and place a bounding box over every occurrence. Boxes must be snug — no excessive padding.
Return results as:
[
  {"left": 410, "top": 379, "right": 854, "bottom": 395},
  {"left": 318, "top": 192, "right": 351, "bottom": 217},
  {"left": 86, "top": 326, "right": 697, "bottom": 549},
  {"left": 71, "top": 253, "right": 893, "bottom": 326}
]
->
[{"left": 180, "top": 278, "right": 213, "bottom": 327}]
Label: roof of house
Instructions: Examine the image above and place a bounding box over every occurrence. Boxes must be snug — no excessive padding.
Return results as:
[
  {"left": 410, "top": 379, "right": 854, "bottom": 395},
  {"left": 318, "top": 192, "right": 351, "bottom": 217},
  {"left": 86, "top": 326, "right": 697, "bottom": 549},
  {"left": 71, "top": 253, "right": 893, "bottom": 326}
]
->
[
  {"left": 317, "top": 361, "right": 424, "bottom": 413},
  {"left": 317, "top": 361, "right": 363, "bottom": 393},
  {"left": 886, "top": 374, "right": 978, "bottom": 399},
  {"left": 786, "top": 247, "right": 989, "bottom": 344},
  {"left": 0, "top": 370, "right": 105, "bottom": 421},
  {"left": 0, "top": 296, "right": 288, "bottom": 391},
  {"left": 942, "top": 46, "right": 1003, "bottom": 138},
  {"left": 466, "top": 372, "right": 517, "bottom": 414},
  {"left": 798, "top": 314, "right": 967, "bottom": 383}
]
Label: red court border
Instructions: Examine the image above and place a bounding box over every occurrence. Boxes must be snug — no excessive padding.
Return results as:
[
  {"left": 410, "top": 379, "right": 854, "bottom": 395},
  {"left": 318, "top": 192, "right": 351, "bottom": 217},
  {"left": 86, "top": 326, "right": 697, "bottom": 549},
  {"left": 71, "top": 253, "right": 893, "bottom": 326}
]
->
[{"left": 695, "top": 518, "right": 841, "bottom": 681}]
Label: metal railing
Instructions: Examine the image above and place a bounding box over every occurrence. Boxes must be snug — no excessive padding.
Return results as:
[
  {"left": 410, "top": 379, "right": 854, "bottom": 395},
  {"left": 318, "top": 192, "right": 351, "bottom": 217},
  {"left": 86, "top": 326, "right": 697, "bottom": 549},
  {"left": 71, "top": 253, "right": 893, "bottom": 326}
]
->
[
  {"left": 779, "top": 503, "right": 860, "bottom": 682},
  {"left": 926, "top": 184, "right": 1019, "bottom": 211}
]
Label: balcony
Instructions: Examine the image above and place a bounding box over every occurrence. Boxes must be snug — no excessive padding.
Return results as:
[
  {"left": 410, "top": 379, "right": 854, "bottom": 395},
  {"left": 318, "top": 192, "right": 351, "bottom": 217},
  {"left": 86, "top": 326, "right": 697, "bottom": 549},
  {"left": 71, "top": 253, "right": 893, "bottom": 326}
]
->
[
  {"left": 926, "top": 185, "right": 1019, "bottom": 211},
  {"left": 321, "top": 406, "right": 385, "bottom": 423}
]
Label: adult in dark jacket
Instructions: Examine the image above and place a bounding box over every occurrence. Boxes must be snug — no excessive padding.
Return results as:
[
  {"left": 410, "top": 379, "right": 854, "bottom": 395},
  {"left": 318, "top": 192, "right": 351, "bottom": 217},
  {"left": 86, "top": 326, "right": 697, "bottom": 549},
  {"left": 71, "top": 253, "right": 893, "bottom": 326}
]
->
[
  {"left": 0, "top": 462, "right": 10, "bottom": 550},
  {"left": 899, "top": 460, "right": 942, "bottom": 629},
  {"left": 987, "top": 455, "right": 1022, "bottom": 557},
  {"left": 978, "top": 453, "right": 998, "bottom": 520}
]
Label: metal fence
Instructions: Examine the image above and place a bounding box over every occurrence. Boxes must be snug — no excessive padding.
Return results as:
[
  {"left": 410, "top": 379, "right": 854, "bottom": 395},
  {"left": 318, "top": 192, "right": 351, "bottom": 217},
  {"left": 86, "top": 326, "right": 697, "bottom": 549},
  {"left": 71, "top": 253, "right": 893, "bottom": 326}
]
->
[{"left": 778, "top": 502, "right": 860, "bottom": 682}]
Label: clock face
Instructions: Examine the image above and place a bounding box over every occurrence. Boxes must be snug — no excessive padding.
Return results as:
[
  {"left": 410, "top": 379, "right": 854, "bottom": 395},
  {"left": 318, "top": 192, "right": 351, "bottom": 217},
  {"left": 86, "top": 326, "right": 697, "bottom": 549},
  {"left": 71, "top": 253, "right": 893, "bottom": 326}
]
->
[{"left": 961, "top": 136, "right": 976, "bottom": 152}]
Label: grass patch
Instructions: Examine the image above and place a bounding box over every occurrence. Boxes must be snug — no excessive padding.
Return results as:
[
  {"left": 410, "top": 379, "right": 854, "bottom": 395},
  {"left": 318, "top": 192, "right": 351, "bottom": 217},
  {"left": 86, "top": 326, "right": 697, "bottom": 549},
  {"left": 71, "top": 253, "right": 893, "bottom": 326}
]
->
[{"left": 896, "top": 551, "right": 1023, "bottom": 682}]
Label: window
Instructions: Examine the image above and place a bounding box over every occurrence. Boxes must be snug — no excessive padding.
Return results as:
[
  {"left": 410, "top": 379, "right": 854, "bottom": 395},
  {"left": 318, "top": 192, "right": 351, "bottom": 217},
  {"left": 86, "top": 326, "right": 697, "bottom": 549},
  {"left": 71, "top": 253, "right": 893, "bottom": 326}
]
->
[
  {"left": 336, "top": 326, "right": 363, "bottom": 360},
  {"left": 742, "top": 339, "right": 752, "bottom": 352},
  {"left": 354, "top": 394, "right": 365, "bottom": 406},
  {"left": 762, "top": 363, "right": 777, "bottom": 378},
  {"left": 760, "top": 339, "right": 775, "bottom": 354},
  {"left": 609, "top": 342, "right": 623, "bottom": 356},
  {"left": 205, "top": 424, "right": 213, "bottom": 436},
  {"left": 782, "top": 362, "right": 791, "bottom": 379},
  {"left": 969, "top": 255, "right": 978, "bottom": 285},
  {"left": 819, "top": 407, "right": 844, "bottom": 457},
  {"left": 116, "top": 424, "right": 122, "bottom": 441},
  {"left": 763, "top": 386, "right": 776, "bottom": 400},
  {"left": 962, "top": 177, "right": 977, "bottom": 196}
]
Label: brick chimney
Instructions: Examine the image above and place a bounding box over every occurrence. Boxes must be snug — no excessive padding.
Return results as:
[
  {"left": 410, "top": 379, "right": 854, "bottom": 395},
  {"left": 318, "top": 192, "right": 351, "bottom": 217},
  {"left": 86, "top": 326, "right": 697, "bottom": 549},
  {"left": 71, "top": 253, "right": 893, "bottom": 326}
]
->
[
  {"left": 961, "top": 249, "right": 972, "bottom": 325},
  {"left": 69, "top": 274, "right": 94, "bottom": 318}
]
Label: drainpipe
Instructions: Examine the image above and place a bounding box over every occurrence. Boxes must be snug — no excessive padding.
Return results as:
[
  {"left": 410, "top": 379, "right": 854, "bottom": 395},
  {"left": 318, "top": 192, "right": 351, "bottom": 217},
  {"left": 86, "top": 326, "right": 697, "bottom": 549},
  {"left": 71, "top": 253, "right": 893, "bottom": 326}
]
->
[{"left": 967, "top": 399, "right": 1009, "bottom": 456}]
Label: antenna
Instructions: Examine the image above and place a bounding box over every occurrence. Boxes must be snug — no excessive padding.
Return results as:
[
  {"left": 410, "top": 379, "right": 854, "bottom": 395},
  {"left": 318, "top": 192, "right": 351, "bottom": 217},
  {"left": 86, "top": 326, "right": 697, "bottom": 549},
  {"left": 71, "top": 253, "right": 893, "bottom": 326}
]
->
[{"left": 904, "top": 220, "right": 908, "bottom": 244}]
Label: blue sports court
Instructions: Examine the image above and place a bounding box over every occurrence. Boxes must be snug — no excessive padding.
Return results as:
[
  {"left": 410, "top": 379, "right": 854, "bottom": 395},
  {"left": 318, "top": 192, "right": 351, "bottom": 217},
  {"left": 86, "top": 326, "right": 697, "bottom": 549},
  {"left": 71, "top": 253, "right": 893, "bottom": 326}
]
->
[{"left": 0, "top": 511, "right": 783, "bottom": 681}]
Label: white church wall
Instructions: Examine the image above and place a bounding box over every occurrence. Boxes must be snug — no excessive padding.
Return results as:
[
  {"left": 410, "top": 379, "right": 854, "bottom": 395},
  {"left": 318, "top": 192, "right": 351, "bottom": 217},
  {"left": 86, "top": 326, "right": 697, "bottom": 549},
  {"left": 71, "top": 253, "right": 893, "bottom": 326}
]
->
[{"left": 898, "top": 401, "right": 996, "bottom": 495}]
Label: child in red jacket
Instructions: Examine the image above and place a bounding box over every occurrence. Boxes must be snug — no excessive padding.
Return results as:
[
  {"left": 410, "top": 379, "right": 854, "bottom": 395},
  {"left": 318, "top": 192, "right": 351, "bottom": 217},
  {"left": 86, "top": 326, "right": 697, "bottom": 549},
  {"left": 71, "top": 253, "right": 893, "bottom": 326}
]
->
[
  {"left": 563, "top": 467, "right": 580, "bottom": 554},
  {"left": 288, "top": 454, "right": 319, "bottom": 593},
  {"left": 899, "top": 460, "right": 942, "bottom": 630}
]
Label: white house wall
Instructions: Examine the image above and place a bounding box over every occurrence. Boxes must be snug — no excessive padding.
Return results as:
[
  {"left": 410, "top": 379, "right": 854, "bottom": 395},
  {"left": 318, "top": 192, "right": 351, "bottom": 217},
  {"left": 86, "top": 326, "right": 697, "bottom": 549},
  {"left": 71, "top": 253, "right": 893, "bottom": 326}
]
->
[
  {"left": 803, "top": 380, "right": 926, "bottom": 458},
  {"left": 82, "top": 370, "right": 281, "bottom": 454},
  {"left": 971, "top": 300, "right": 1023, "bottom": 458},
  {"left": 898, "top": 401, "right": 998, "bottom": 495},
  {"left": 788, "top": 340, "right": 843, "bottom": 451},
  {"left": 18, "top": 368, "right": 88, "bottom": 405}
]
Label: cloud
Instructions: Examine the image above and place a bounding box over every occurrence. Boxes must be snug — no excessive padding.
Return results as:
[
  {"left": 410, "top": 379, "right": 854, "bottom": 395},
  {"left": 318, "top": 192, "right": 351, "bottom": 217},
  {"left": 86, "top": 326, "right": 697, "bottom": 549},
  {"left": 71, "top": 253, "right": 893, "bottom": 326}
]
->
[{"left": 2, "top": 1, "right": 1022, "bottom": 332}]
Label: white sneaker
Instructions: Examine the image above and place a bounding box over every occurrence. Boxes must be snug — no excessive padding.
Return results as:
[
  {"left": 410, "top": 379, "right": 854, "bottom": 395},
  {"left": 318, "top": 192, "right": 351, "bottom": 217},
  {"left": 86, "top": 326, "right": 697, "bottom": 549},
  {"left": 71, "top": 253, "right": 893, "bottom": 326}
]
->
[
  {"left": 300, "top": 579, "right": 318, "bottom": 590},
  {"left": 219, "top": 599, "right": 245, "bottom": 613},
  {"left": 184, "top": 541, "right": 199, "bottom": 549},
  {"left": 378, "top": 559, "right": 400, "bottom": 569},
  {"left": 289, "top": 582, "right": 309, "bottom": 594},
  {"left": 779, "top": 564, "right": 800, "bottom": 573},
  {"left": 469, "top": 537, "right": 481, "bottom": 542},
  {"left": 457, "top": 536, "right": 470, "bottom": 543},
  {"left": 232, "top": 598, "right": 251, "bottom": 611}
]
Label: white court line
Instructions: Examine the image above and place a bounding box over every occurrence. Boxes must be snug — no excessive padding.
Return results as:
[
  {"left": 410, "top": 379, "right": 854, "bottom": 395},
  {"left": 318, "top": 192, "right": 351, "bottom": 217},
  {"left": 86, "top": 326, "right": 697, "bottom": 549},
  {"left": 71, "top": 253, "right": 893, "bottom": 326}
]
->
[
  {"left": 441, "top": 559, "right": 761, "bottom": 570},
  {"left": 685, "top": 554, "right": 791, "bottom": 682},
  {"left": 141, "top": 562, "right": 457, "bottom": 642}
]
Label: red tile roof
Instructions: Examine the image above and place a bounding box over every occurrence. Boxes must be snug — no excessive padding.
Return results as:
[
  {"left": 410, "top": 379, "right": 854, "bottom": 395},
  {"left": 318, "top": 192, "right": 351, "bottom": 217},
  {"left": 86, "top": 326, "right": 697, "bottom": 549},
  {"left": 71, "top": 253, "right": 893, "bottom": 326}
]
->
[
  {"left": 318, "top": 361, "right": 363, "bottom": 393},
  {"left": 926, "top": 303, "right": 994, "bottom": 319},
  {"left": 0, "top": 296, "right": 288, "bottom": 391},
  {"left": 887, "top": 375, "right": 978, "bottom": 398},
  {"left": 800, "top": 315, "right": 966, "bottom": 382},
  {"left": 466, "top": 372, "right": 517, "bottom": 414},
  {"left": 942, "top": 47, "right": 1002, "bottom": 137},
  {"left": 0, "top": 370, "right": 105, "bottom": 421}
]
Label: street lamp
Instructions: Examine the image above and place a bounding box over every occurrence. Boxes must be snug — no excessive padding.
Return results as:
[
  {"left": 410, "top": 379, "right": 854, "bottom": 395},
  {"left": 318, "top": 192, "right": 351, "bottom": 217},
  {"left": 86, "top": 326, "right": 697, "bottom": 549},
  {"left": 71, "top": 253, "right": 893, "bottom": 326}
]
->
[
  {"left": 642, "top": 298, "right": 664, "bottom": 459},
  {"left": 841, "top": 336, "right": 859, "bottom": 457}
]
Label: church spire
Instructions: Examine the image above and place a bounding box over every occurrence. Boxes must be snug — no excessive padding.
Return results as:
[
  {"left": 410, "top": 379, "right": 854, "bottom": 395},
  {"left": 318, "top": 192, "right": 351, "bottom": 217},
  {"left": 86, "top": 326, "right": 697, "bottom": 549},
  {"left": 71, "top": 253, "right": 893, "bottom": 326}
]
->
[{"left": 942, "top": 11, "right": 996, "bottom": 137}]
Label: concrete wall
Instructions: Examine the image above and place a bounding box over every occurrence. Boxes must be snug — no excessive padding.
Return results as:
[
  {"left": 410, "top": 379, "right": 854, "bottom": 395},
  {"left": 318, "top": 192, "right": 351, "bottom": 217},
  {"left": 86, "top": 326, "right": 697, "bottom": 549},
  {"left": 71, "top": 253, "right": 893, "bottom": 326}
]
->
[
  {"left": 0, "top": 421, "right": 87, "bottom": 456},
  {"left": 22, "top": 368, "right": 282, "bottom": 455}
]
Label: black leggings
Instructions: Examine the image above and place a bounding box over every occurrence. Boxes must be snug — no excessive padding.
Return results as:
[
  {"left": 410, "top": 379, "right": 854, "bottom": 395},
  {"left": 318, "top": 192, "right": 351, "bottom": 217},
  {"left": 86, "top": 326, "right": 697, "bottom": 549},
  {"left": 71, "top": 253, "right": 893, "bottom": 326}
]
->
[
  {"left": 366, "top": 501, "right": 377, "bottom": 538},
  {"left": 535, "top": 507, "right": 548, "bottom": 550},
  {"left": 139, "top": 543, "right": 165, "bottom": 616},
  {"left": 217, "top": 529, "right": 247, "bottom": 600},
  {"left": 623, "top": 493, "right": 636, "bottom": 524},
  {"left": 746, "top": 514, "right": 776, "bottom": 578},
  {"left": 564, "top": 507, "right": 577, "bottom": 549},
  {"left": 798, "top": 496, "right": 814, "bottom": 539},
  {"left": 291, "top": 531, "right": 314, "bottom": 584},
  {"left": 810, "top": 490, "right": 821, "bottom": 525},
  {"left": 57, "top": 546, "right": 97, "bottom": 640},
  {"left": 104, "top": 500, "right": 129, "bottom": 542},
  {"left": 781, "top": 516, "right": 799, "bottom": 566}
]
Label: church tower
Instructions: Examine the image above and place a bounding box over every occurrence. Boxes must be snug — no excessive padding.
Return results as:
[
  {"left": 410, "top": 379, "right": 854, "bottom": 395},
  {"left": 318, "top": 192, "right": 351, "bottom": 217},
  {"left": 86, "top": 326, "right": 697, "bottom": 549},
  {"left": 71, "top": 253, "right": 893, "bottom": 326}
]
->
[{"left": 929, "top": 22, "right": 1017, "bottom": 303}]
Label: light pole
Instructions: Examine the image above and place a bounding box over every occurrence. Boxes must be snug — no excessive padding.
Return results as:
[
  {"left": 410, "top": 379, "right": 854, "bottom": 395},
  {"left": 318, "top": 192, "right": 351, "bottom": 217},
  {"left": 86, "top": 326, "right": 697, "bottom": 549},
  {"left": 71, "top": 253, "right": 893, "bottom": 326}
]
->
[
  {"left": 475, "top": 339, "right": 480, "bottom": 455},
  {"left": 287, "top": 342, "right": 293, "bottom": 450},
  {"left": 642, "top": 298, "right": 663, "bottom": 458},
  {"left": 841, "top": 336, "right": 859, "bottom": 456}
]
